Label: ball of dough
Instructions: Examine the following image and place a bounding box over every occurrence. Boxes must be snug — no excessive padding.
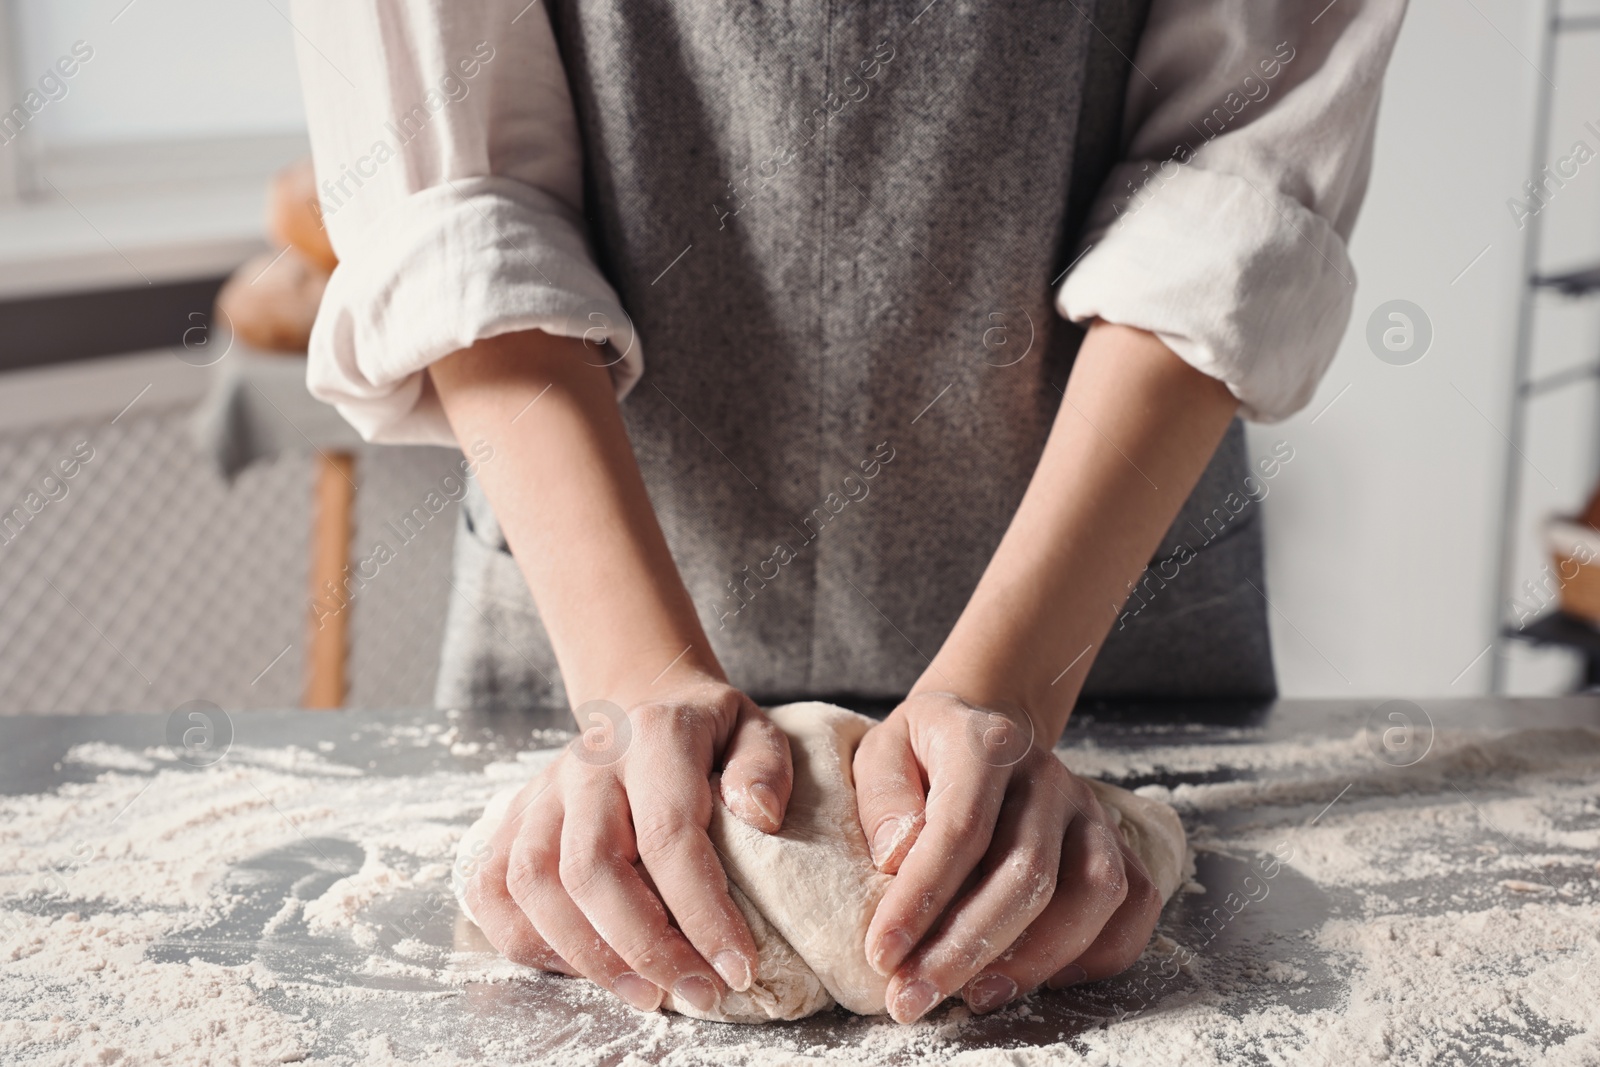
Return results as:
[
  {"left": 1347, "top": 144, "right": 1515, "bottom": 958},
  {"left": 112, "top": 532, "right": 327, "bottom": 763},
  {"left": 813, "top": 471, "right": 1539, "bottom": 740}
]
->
[{"left": 454, "top": 702, "right": 1189, "bottom": 1024}]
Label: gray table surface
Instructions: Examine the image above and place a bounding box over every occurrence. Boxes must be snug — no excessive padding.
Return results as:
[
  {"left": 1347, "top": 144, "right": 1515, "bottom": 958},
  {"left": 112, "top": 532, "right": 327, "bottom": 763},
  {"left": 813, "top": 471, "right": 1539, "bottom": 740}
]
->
[{"left": 4, "top": 697, "right": 1598, "bottom": 1065}]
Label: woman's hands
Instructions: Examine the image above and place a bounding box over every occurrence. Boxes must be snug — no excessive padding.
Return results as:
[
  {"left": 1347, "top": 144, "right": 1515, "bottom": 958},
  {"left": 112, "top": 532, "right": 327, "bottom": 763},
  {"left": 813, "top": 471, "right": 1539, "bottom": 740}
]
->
[
  {"left": 463, "top": 677, "right": 792, "bottom": 1014},
  {"left": 435, "top": 324, "right": 1225, "bottom": 1021},
  {"left": 853, "top": 691, "right": 1164, "bottom": 1022}
]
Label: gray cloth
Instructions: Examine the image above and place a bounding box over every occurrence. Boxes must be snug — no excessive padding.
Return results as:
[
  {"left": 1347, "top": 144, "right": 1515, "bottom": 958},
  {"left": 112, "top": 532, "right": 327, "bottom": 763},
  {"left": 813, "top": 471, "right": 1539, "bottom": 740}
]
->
[
  {"left": 189, "top": 350, "right": 364, "bottom": 480},
  {"left": 435, "top": 0, "right": 1275, "bottom": 713}
]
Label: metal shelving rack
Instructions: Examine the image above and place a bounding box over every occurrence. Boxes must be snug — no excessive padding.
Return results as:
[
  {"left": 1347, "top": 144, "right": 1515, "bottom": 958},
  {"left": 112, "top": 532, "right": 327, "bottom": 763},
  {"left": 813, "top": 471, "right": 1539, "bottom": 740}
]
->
[{"left": 1494, "top": 1, "right": 1600, "bottom": 690}]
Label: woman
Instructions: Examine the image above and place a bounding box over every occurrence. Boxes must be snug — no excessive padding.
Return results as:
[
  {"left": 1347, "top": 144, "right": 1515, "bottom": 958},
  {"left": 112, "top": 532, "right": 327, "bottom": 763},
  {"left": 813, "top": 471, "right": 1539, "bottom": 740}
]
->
[{"left": 291, "top": 0, "right": 1404, "bottom": 1024}]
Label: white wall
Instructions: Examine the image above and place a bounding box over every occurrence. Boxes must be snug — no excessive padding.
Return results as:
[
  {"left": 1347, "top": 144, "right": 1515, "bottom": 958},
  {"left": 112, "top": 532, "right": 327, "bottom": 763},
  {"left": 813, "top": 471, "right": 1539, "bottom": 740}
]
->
[
  {"left": 1251, "top": 0, "right": 1600, "bottom": 697},
  {"left": 11, "top": 0, "right": 305, "bottom": 146}
]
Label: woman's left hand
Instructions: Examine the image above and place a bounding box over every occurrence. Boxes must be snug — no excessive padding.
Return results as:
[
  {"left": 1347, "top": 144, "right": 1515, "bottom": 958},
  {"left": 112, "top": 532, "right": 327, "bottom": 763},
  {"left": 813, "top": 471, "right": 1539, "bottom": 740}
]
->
[{"left": 852, "top": 691, "right": 1164, "bottom": 1022}]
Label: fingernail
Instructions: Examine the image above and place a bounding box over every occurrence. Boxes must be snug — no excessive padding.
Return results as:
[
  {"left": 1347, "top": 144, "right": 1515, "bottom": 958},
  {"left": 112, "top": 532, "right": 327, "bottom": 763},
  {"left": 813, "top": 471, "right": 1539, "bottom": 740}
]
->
[
  {"left": 870, "top": 817, "right": 909, "bottom": 869},
  {"left": 748, "top": 782, "right": 781, "bottom": 827},
  {"left": 890, "top": 978, "right": 941, "bottom": 1024},
  {"left": 613, "top": 971, "right": 663, "bottom": 1012},
  {"left": 871, "top": 928, "right": 913, "bottom": 976},
  {"left": 963, "top": 973, "right": 1017, "bottom": 1014},
  {"left": 672, "top": 974, "right": 720, "bottom": 1013},
  {"left": 712, "top": 950, "right": 752, "bottom": 992},
  {"left": 1053, "top": 964, "right": 1088, "bottom": 988}
]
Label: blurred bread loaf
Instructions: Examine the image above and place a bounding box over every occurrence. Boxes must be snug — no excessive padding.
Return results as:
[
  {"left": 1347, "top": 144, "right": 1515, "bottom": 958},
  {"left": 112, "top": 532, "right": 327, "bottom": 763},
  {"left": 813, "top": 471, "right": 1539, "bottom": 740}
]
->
[
  {"left": 213, "top": 157, "right": 336, "bottom": 353},
  {"left": 268, "top": 156, "right": 338, "bottom": 273}
]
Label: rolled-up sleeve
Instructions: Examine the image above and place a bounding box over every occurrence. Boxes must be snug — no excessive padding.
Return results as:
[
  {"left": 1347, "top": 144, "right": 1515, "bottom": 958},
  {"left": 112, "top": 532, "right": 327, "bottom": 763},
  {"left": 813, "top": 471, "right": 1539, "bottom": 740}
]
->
[
  {"left": 286, "top": 0, "right": 641, "bottom": 445},
  {"left": 1058, "top": 0, "right": 1406, "bottom": 422}
]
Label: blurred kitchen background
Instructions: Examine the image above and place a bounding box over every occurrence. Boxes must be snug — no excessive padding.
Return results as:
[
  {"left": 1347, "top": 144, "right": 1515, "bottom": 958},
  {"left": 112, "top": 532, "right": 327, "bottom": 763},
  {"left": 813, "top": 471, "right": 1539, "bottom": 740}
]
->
[{"left": 3, "top": 0, "right": 1600, "bottom": 713}]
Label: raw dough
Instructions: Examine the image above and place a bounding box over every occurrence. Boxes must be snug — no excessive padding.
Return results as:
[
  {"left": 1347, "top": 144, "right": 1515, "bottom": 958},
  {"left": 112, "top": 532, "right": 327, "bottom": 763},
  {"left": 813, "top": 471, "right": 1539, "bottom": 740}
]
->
[
  {"left": 1082, "top": 777, "right": 1190, "bottom": 902},
  {"left": 454, "top": 701, "right": 1189, "bottom": 1023},
  {"left": 681, "top": 703, "right": 893, "bottom": 1019}
]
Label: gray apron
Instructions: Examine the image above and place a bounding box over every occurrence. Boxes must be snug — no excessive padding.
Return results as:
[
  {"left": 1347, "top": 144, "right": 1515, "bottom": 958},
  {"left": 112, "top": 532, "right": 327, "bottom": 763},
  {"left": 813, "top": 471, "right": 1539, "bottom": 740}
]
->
[{"left": 435, "top": 0, "right": 1276, "bottom": 714}]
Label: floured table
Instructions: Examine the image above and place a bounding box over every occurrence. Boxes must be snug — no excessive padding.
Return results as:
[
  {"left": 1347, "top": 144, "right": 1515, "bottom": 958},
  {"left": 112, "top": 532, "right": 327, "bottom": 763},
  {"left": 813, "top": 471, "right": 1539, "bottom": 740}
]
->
[{"left": 2, "top": 698, "right": 1597, "bottom": 1066}]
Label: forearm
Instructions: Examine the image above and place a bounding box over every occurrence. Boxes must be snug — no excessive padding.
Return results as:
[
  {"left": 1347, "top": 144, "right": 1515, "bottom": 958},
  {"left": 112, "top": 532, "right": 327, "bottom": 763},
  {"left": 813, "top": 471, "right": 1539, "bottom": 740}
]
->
[
  {"left": 430, "top": 329, "right": 721, "bottom": 712},
  {"left": 913, "top": 321, "right": 1238, "bottom": 742}
]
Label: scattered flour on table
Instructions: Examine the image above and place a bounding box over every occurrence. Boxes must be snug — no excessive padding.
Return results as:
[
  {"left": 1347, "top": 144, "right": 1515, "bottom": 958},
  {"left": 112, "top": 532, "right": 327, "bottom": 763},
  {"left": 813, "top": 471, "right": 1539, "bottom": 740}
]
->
[
  {"left": 63, "top": 743, "right": 157, "bottom": 773},
  {"left": 1, "top": 722, "right": 1597, "bottom": 1065}
]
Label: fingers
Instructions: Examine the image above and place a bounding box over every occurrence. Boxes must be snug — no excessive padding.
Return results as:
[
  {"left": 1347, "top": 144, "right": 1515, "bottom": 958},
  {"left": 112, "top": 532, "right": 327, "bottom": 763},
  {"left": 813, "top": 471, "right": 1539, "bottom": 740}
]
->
[
  {"left": 626, "top": 730, "right": 761, "bottom": 995},
  {"left": 468, "top": 684, "right": 785, "bottom": 1018},
  {"left": 957, "top": 812, "right": 1141, "bottom": 1015},
  {"left": 852, "top": 711, "right": 927, "bottom": 874},
  {"left": 1047, "top": 841, "right": 1163, "bottom": 985},
  {"left": 494, "top": 788, "right": 670, "bottom": 1013},
  {"left": 719, "top": 698, "right": 793, "bottom": 834},
  {"left": 553, "top": 769, "right": 731, "bottom": 1013},
  {"left": 883, "top": 768, "right": 1067, "bottom": 1021},
  {"left": 463, "top": 808, "right": 575, "bottom": 977},
  {"left": 866, "top": 755, "right": 1007, "bottom": 982}
]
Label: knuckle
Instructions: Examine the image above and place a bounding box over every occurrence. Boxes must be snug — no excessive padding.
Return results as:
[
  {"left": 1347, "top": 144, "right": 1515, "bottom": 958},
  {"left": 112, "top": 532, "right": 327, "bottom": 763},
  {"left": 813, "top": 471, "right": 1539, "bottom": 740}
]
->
[
  {"left": 709, "top": 687, "right": 746, "bottom": 724},
  {"left": 936, "top": 791, "right": 989, "bottom": 839},
  {"left": 1018, "top": 748, "right": 1057, "bottom": 784},
  {"left": 503, "top": 932, "right": 558, "bottom": 971},
  {"left": 661, "top": 894, "right": 724, "bottom": 937},
  {"left": 1088, "top": 845, "right": 1128, "bottom": 906},
  {"left": 1024, "top": 741, "right": 1059, "bottom": 770},
  {"left": 504, "top": 849, "right": 553, "bottom": 907},
  {"left": 559, "top": 938, "right": 612, "bottom": 978},
  {"left": 1111, "top": 945, "right": 1145, "bottom": 976},
  {"left": 1106, "top": 922, "right": 1155, "bottom": 975},
  {"left": 611, "top": 922, "right": 673, "bottom": 967},
  {"left": 855, "top": 773, "right": 911, "bottom": 815},
  {"left": 557, "top": 848, "right": 614, "bottom": 899},
  {"left": 633, "top": 809, "right": 690, "bottom": 859},
  {"left": 1089, "top": 943, "right": 1140, "bottom": 981},
  {"left": 510, "top": 778, "right": 546, "bottom": 812},
  {"left": 1104, "top": 869, "right": 1130, "bottom": 909},
  {"left": 1004, "top": 845, "right": 1058, "bottom": 899},
  {"left": 1062, "top": 779, "right": 1097, "bottom": 817},
  {"left": 944, "top": 933, "right": 996, "bottom": 976},
  {"left": 1131, "top": 870, "right": 1163, "bottom": 914},
  {"left": 557, "top": 746, "right": 606, "bottom": 783},
  {"left": 628, "top": 701, "right": 677, "bottom": 738},
  {"left": 634, "top": 699, "right": 703, "bottom": 737},
  {"left": 968, "top": 711, "right": 1024, "bottom": 750}
]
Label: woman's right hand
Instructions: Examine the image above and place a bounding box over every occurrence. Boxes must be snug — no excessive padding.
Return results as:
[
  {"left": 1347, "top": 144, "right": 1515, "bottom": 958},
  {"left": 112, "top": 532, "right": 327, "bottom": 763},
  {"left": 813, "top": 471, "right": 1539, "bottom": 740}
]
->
[{"left": 462, "top": 677, "right": 793, "bottom": 1015}]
